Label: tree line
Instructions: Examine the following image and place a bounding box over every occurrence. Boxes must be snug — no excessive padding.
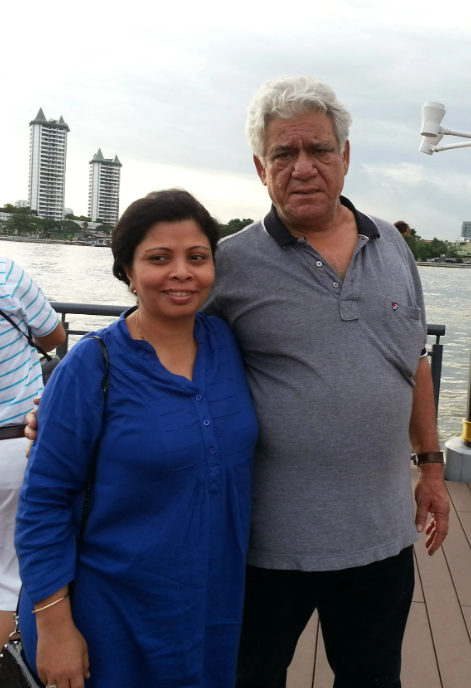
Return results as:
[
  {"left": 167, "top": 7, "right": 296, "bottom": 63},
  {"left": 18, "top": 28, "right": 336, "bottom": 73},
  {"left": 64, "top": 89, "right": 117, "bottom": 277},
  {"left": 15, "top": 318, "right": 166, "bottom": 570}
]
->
[
  {"left": 404, "top": 229, "right": 463, "bottom": 262},
  {"left": 0, "top": 205, "right": 112, "bottom": 239},
  {"left": 0, "top": 205, "right": 254, "bottom": 242}
]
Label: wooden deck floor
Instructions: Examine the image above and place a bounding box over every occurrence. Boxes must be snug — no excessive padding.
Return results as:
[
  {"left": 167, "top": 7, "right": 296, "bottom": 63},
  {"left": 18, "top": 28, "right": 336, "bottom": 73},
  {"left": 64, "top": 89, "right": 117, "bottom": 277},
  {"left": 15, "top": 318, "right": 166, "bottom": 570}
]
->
[{"left": 287, "top": 468, "right": 471, "bottom": 688}]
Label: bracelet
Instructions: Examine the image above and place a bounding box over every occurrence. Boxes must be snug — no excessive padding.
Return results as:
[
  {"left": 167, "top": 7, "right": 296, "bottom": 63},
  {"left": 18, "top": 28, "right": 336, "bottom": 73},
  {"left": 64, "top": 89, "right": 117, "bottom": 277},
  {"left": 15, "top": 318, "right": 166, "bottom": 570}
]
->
[
  {"left": 414, "top": 451, "right": 445, "bottom": 466},
  {"left": 32, "top": 593, "right": 69, "bottom": 614}
]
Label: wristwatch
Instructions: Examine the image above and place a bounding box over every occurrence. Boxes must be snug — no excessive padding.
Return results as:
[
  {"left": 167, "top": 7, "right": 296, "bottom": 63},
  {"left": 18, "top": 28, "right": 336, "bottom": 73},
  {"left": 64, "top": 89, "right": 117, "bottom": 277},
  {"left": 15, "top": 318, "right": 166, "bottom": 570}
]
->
[{"left": 413, "top": 451, "right": 445, "bottom": 466}]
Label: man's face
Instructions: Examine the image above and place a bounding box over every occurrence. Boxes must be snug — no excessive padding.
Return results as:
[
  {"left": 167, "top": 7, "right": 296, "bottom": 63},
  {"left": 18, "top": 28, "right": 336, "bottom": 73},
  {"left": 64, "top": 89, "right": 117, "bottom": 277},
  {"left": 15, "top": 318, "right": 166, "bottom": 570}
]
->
[{"left": 254, "top": 110, "right": 350, "bottom": 231}]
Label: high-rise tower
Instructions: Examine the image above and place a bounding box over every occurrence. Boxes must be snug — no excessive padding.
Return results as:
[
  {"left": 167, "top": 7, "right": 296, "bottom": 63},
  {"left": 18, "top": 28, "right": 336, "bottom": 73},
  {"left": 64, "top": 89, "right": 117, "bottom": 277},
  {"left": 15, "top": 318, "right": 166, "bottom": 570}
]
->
[
  {"left": 28, "top": 108, "right": 69, "bottom": 220},
  {"left": 88, "top": 149, "right": 122, "bottom": 225}
]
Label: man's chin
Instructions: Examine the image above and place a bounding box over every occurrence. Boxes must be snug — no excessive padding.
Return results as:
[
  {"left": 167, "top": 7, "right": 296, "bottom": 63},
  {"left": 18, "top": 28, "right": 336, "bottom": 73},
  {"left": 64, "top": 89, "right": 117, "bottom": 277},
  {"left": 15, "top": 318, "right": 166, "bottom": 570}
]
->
[{"left": 286, "top": 200, "right": 327, "bottom": 223}]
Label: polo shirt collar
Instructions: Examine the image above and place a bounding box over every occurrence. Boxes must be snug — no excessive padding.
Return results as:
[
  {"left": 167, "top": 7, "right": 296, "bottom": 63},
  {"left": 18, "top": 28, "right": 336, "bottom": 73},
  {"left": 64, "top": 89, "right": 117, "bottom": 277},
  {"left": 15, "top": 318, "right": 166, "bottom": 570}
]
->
[{"left": 263, "top": 195, "right": 380, "bottom": 249}]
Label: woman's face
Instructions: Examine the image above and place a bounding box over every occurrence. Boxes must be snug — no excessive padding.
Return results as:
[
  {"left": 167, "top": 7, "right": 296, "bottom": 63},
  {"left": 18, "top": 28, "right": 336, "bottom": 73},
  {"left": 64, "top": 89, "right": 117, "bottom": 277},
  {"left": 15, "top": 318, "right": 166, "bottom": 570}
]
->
[{"left": 127, "top": 220, "right": 215, "bottom": 322}]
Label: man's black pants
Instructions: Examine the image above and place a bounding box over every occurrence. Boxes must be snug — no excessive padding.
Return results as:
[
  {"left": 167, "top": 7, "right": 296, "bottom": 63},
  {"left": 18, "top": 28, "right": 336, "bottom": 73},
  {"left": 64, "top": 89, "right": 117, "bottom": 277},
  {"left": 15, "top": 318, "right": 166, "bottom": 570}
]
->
[{"left": 236, "top": 546, "right": 414, "bottom": 688}]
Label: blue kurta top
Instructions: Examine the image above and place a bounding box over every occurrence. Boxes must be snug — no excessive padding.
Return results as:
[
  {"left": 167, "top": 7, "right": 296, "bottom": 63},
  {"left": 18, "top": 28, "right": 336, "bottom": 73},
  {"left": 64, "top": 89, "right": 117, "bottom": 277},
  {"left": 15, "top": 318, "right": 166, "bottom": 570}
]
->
[{"left": 16, "top": 311, "right": 258, "bottom": 688}]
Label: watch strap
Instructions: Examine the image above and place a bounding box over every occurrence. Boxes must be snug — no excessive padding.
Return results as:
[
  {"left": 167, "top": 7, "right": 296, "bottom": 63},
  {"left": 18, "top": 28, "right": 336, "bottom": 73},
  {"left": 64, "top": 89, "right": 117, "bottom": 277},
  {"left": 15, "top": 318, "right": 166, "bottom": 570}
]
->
[{"left": 414, "top": 451, "right": 444, "bottom": 466}]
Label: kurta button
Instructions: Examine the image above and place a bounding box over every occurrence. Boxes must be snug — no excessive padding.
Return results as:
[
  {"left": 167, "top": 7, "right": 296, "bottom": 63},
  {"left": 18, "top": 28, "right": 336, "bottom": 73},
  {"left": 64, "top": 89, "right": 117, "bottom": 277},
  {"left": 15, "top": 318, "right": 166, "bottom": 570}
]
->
[
  {"left": 195, "top": 395, "right": 202, "bottom": 401},
  {"left": 203, "top": 420, "right": 210, "bottom": 426},
  {"left": 333, "top": 282, "right": 339, "bottom": 288},
  {"left": 209, "top": 447, "right": 216, "bottom": 454},
  {"left": 316, "top": 261, "right": 322, "bottom": 267}
]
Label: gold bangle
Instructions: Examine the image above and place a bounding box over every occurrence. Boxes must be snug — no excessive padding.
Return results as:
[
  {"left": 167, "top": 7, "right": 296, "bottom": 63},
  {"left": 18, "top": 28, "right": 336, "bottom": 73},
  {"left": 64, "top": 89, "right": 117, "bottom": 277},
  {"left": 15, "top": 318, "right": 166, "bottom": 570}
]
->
[{"left": 32, "top": 593, "right": 69, "bottom": 614}]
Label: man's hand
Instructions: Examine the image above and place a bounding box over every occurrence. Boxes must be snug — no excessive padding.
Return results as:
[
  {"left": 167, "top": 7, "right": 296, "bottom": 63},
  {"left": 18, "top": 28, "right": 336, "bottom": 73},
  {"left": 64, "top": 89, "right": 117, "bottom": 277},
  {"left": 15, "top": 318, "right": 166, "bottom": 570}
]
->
[
  {"left": 25, "top": 397, "right": 40, "bottom": 458},
  {"left": 410, "top": 356, "right": 449, "bottom": 554},
  {"left": 414, "top": 464, "right": 449, "bottom": 555}
]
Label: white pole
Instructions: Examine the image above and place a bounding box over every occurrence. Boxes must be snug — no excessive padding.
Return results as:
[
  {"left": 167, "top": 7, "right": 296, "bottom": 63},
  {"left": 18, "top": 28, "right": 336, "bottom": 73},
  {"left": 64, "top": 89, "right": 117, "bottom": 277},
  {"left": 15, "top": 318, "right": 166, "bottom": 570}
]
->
[
  {"left": 440, "top": 127, "right": 471, "bottom": 139},
  {"left": 432, "top": 140, "right": 471, "bottom": 152}
]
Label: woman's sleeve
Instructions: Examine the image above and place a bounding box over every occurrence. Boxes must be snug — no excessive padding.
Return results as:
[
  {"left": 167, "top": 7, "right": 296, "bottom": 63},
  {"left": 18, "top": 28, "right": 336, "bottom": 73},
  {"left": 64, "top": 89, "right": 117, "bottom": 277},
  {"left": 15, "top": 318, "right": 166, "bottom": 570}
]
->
[{"left": 15, "top": 337, "right": 106, "bottom": 603}]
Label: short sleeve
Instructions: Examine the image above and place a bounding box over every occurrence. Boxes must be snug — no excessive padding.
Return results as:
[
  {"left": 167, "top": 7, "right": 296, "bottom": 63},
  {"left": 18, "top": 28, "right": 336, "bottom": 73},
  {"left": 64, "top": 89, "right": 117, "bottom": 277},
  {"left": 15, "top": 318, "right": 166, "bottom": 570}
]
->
[{"left": 4, "top": 258, "right": 59, "bottom": 336}]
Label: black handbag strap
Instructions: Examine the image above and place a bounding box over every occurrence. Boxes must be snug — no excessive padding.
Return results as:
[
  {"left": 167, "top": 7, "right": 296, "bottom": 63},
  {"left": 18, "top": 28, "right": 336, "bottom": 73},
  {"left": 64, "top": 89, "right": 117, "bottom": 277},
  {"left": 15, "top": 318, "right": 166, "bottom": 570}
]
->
[
  {"left": 78, "top": 335, "right": 109, "bottom": 543},
  {"left": 0, "top": 308, "right": 51, "bottom": 361}
]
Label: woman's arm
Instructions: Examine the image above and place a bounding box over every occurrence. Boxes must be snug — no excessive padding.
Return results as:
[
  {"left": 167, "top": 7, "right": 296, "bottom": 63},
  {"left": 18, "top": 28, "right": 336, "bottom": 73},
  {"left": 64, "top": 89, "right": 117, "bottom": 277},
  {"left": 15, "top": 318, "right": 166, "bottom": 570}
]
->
[
  {"left": 16, "top": 337, "right": 106, "bottom": 602},
  {"left": 34, "top": 586, "right": 90, "bottom": 688},
  {"left": 16, "top": 337, "right": 107, "bottom": 686}
]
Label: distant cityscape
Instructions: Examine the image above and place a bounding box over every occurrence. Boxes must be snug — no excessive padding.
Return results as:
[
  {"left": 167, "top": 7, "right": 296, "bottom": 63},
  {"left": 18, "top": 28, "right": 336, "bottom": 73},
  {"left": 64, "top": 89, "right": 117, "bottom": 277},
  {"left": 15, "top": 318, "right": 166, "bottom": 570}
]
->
[
  {"left": 1, "top": 108, "right": 471, "bottom": 254},
  {"left": 17, "top": 108, "right": 121, "bottom": 225}
]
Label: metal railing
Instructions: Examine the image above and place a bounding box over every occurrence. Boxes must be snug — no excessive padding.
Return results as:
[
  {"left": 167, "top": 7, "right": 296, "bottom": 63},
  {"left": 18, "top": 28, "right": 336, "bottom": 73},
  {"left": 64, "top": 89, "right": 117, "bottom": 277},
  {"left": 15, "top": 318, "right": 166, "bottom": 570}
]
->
[
  {"left": 51, "top": 303, "right": 446, "bottom": 413},
  {"left": 427, "top": 324, "right": 445, "bottom": 413},
  {"left": 52, "top": 302, "right": 128, "bottom": 361}
]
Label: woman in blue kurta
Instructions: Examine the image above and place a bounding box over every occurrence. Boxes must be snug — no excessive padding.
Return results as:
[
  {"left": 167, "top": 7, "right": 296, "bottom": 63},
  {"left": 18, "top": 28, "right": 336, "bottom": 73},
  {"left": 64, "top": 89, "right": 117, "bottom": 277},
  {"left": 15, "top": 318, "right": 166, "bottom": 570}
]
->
[{"left": 15, "top": 190, "right": 258, "bottom": 688}]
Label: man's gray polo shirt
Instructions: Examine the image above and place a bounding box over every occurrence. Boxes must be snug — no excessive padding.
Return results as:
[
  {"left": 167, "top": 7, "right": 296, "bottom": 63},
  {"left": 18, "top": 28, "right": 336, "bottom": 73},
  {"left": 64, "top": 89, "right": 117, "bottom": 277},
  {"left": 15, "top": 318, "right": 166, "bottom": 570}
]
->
[{"left": 204, "top": 196, "right": 426, "bottom": 571}]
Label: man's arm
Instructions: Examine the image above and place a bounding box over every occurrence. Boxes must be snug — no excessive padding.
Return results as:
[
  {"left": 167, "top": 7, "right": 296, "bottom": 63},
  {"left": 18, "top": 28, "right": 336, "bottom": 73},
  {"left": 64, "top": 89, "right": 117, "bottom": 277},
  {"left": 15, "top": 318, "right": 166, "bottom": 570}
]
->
[
  {"left": 34, "top": 321, "right": 66, "bottom": 352},
  {"left": 410, "top": 356, "right": 450, "bottom": 555}
]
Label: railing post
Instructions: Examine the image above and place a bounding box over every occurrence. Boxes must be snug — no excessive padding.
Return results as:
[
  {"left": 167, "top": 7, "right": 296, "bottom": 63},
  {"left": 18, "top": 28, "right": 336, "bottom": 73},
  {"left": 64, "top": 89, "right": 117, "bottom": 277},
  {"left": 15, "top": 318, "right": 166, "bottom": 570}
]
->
[
  {"left": 429, "top": 342, "right": 443, "bottom": 415},
  {"left": 426, "top": 324, "right": 446, "bottom": 416}
]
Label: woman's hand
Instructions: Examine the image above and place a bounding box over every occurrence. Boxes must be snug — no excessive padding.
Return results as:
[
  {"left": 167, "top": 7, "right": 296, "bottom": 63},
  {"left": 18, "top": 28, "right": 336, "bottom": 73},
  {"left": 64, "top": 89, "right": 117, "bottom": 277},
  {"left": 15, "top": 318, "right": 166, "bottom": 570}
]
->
[
  {"left": 25, "top": 398, "right": 40, "bottom": 458},
  {"left": 34, "top": 588, "right": 90, "bottom": 688},
  {"left": 36, "top": 620, "right": 90, "bottom": 688}
]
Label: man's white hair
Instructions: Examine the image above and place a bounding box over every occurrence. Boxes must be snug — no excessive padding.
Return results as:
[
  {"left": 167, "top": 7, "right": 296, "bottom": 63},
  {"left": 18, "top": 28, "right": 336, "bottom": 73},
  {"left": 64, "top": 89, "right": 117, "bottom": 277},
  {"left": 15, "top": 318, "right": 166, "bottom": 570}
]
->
[{"left": 246, "top": 76, "right": 352, "bottom": 159}]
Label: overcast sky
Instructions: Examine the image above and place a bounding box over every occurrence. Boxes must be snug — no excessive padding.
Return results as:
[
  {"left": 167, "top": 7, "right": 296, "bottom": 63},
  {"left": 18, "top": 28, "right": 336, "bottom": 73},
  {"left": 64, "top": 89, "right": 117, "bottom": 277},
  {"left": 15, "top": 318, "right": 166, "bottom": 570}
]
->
[{"left": 2, "top": 0, "right": 471, "bottom": 239}]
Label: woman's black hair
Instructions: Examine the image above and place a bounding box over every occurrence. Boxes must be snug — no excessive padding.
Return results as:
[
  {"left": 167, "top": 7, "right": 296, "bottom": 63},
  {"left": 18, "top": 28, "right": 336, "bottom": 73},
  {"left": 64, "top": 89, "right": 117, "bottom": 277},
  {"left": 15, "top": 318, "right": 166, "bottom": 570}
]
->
[{"left": 112, "top": 188, "right": 221, "bottom": 285}]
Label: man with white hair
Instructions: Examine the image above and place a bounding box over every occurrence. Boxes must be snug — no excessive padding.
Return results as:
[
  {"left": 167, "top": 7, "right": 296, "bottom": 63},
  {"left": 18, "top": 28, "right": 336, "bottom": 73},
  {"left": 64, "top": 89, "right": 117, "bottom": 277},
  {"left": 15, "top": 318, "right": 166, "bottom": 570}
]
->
[{"left": 204, "top": 76, "right": 449, "bottom": 688}]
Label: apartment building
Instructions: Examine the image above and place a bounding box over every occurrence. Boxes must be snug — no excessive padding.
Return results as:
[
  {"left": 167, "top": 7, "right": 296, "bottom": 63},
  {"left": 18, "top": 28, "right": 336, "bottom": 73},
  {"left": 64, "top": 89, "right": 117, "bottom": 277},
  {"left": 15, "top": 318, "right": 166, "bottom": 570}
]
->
[
  {"left": 28, "top": 108, "right": 69, "bottom": 221},
  {"left": 88, "top": 149, "right": 122, "bottom": 225}
]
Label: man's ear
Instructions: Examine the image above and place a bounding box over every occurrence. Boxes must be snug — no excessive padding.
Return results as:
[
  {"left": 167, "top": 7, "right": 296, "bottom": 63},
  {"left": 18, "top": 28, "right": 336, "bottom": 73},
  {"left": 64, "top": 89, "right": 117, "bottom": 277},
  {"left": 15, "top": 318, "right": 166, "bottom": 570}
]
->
[
  {"left": 342, "top": 140, "right": 350, "bottom": 176},
  {"left": 253, "top": 155, "right": 267, "bottom": 186}
]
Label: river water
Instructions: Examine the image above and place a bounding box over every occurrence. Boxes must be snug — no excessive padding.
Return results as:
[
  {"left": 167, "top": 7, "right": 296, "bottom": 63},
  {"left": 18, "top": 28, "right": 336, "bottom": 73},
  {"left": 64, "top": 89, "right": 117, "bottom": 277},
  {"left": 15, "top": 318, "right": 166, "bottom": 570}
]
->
[{"left": 1, "top": 239, "right": 470, "bottom": 442}]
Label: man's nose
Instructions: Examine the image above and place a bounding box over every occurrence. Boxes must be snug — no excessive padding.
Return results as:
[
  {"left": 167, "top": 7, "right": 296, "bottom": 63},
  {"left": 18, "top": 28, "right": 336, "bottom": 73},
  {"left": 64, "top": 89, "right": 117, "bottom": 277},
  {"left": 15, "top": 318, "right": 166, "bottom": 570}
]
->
[{"left": 292, "top": 152, "right": 318, "bottom": 178}]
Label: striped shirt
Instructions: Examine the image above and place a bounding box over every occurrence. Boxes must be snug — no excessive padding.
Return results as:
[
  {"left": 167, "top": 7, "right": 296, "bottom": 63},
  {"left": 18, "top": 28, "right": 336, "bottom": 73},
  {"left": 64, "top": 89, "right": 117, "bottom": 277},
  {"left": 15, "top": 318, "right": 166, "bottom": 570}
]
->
[{"left": 0, "top": 256, "right": 59, "bottom": 427}]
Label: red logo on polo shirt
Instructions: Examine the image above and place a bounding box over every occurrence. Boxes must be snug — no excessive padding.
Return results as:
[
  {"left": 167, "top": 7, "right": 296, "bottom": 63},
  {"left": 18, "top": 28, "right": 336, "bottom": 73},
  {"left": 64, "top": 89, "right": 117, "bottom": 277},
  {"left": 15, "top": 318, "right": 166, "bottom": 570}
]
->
[{"left": 392, "top": 302, "right": 398, "bottom": 311}]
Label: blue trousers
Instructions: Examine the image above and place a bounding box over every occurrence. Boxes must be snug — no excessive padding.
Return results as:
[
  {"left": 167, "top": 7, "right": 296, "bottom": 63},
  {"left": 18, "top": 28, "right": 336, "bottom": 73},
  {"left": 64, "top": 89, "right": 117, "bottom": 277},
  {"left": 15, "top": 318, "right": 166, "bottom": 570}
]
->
[{"left": 236, "top": 546, "right": 414, "bottom": 688}]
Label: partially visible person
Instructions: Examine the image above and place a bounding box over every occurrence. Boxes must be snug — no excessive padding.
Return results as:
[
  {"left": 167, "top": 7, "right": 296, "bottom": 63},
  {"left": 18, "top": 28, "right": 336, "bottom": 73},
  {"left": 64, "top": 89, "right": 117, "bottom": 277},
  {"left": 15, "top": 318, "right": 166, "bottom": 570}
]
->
[
  {"left": 0, "top": 256, "right": 65, "bottom": 647},
  {"left": 15, "top": 190, "right": 258, "bottom": 688},
  {"left": 394, "top": 220, "right": 412, "bottom": 238}
]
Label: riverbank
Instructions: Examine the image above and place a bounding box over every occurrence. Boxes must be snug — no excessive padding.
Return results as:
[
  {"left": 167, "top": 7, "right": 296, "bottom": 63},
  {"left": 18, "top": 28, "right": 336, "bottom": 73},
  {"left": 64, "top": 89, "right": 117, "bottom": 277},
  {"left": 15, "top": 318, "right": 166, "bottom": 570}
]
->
[
  {"left": 0, "top": 236, "right": 73, "bottom": 245},
  {"left": 2, "top": 237, "right": 471, "bottom": 263},
  {"left": 416, "top": 262, "right": 471, "bottom": 268}
]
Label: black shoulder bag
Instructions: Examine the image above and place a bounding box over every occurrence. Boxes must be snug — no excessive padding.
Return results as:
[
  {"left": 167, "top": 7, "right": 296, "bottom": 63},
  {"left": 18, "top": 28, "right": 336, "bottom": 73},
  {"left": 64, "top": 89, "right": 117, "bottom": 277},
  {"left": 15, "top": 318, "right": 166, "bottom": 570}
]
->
[
  {"left": 0, "top": 308, "right": 61, "bottom": 385},
  {"left": 0, "top": 336, "right": 109, "bottom": 688}
]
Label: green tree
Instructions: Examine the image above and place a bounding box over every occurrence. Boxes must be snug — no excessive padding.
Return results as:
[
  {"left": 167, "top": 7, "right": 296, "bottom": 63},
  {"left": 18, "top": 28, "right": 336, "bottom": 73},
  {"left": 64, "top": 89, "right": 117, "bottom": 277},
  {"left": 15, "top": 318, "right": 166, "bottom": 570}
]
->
[
  {"left": 5, "top": 213, "right": 39, "bottom": 236},
  {"left": 219, "top": 218, "right": 254, "bottom": 238},
  {"left": 0, "top": 204, "right": 33, "bottom": 215},
  {"left": 65, "top": 213, "right": 91, "bottom": 221}
]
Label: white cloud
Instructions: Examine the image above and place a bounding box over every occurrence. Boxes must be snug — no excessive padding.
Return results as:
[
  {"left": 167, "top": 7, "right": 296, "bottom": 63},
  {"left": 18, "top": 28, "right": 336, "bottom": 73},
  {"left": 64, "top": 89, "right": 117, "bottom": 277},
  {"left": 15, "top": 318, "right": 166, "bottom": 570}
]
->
[{"left": 363, "top": 162, "right": 471, "bottom": 198}]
